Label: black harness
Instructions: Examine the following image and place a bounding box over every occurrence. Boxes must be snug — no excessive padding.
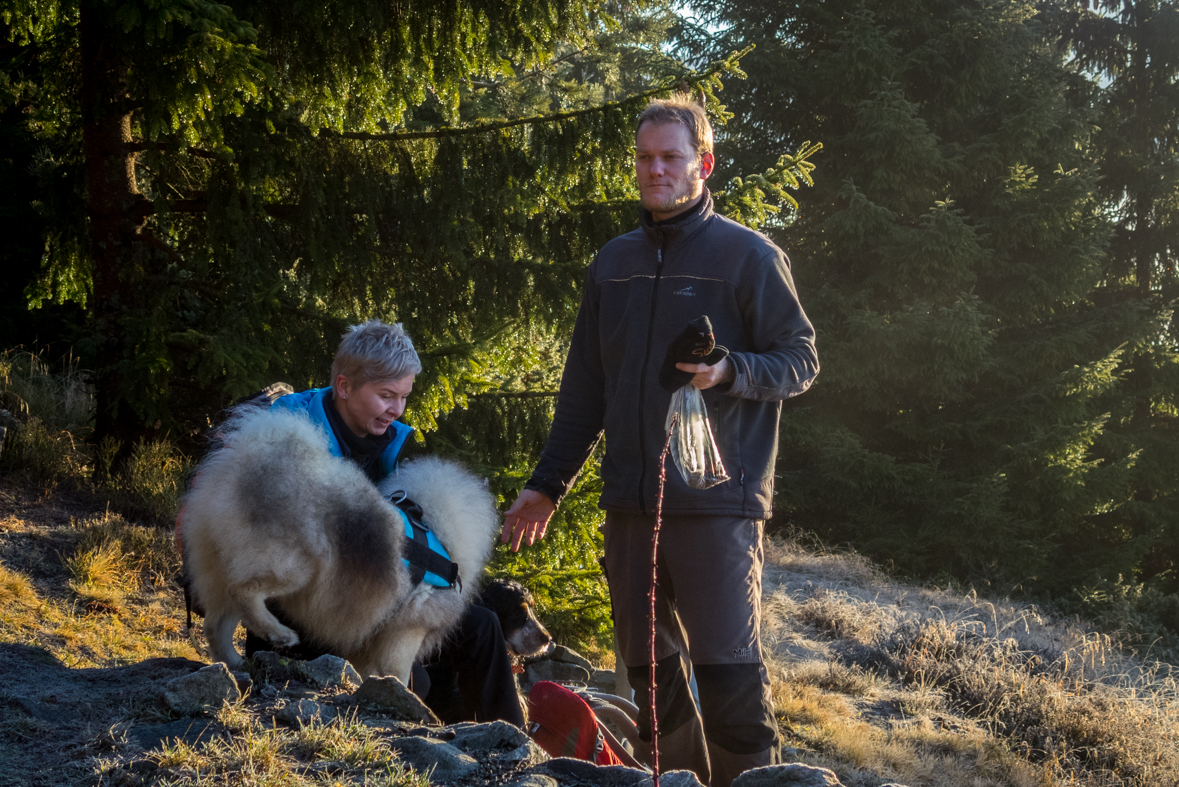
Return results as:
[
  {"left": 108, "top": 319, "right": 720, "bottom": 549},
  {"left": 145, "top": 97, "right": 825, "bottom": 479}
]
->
[{"left": 390, "top": 494, "right": 462, "bottom": 590}]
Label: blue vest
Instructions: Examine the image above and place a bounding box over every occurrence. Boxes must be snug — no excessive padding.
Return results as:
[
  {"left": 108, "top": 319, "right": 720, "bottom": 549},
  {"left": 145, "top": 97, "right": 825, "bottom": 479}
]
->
[
  {"left": 272, "top": 388, "right": 455, "bottom": 587},
  {"left": 271, "top": 387, "right": 413, "bottom": 476}
]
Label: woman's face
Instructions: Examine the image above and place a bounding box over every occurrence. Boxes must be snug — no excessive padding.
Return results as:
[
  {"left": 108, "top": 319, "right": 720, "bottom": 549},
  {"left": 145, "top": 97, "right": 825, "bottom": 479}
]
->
[{"left": 335, "top": 374, "right": 415, "bottom": 436}]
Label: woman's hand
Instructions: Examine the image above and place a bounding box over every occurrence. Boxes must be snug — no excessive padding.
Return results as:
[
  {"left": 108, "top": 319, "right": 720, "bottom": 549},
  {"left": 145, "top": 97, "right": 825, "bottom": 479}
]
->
[{"left": 501, "top": 489, "right": 557, "bottom": 552}]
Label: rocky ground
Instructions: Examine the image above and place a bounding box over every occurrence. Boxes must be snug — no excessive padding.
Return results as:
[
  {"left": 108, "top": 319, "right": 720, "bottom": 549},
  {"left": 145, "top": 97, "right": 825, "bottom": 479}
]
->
[
  {"left": 0, "top": 639, "right": 855, "bottom": 787},
  {"left": 2, "top": 477, "right": 1177, "bottom": 787}
]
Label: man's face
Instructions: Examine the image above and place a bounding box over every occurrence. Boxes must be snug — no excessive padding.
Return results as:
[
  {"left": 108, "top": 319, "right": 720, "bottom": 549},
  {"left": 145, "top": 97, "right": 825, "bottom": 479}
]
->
[{"left": 635, "top": 121, "right": 713, "bottom": 221}]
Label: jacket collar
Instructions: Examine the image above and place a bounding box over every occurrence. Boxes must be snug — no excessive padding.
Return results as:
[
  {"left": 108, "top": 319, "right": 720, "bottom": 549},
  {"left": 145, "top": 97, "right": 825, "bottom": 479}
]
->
[{"left": 639, "top": 188, "right": 714, "bottom": 248}]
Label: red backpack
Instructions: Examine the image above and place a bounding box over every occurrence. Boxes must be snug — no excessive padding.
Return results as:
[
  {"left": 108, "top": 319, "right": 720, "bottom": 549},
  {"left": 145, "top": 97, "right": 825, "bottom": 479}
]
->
[{"left": 526, "top": 681, "right": 631, "bottom": 766}]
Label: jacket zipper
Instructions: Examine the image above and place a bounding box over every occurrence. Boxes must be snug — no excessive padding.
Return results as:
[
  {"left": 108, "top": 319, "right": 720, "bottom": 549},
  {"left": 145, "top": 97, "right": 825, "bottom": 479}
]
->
[{"left": 636, "top": 234, "right": 668, "bottom": 514}]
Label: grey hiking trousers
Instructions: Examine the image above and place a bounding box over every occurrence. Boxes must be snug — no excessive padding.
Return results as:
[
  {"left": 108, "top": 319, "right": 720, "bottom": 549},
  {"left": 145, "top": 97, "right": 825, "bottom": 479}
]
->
[{"left": 602, "top": 512, "right": 778, "bottom": 760}]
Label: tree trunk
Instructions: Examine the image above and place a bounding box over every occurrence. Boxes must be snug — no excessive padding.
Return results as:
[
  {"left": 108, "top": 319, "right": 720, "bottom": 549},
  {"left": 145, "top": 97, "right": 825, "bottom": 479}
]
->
[{"left": 80, "top": 0, "right": 152, "bottom": 452}]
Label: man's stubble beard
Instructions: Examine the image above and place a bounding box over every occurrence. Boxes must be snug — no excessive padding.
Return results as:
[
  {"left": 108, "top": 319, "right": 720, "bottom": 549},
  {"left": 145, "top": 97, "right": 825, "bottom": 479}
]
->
[
  {"left": 641, "top": 188, "right": 697, "bottom": 216},
  {"left": 640, "top": 166, "right": 704, "bottom": 217}
]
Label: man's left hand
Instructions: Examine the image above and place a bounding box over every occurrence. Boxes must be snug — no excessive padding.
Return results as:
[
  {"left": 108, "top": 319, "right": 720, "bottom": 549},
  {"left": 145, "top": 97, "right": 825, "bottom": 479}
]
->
[{"left": 675, "top": 357, "right": 731, "bottom": 390}]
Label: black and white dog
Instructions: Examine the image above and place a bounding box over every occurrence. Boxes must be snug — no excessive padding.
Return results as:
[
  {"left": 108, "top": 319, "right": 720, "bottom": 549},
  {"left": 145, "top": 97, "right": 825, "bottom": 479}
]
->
[{"left": 477, "top": 578, "right": 553, "bottom": 659}]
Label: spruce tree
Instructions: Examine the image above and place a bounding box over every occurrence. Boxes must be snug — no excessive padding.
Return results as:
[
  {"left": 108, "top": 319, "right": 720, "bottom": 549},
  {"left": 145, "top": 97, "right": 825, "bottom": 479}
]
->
[
  {"left": 2, "top": 0, "right": 817, "bottom": 646},
  {"left": 0, "top": 0, "right": 737, "bottom": 447},
  {"left": 684, "top": 0, "right": 1136, "bottom": 593},
  {"left": 1061, "top": 0, "right": 1179, "bottom": 598}
]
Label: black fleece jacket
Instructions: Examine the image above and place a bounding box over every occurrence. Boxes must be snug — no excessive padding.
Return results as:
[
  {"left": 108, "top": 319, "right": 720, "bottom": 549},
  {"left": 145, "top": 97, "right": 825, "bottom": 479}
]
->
[{"left": 526, "top": 191, "right": 819, "bottom": 519}]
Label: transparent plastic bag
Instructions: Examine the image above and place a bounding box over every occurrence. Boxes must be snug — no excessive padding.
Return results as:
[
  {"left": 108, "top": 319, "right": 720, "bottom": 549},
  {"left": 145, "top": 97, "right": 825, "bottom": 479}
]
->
[{"left": 665, "top": 386, "right": 730, "bottom": 489}]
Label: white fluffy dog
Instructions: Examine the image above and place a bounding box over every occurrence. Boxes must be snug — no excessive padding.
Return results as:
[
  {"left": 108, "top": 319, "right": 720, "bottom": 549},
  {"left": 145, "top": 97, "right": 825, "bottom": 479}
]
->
[{"left": 179, "top": 406, "right": 499, "bottom": 681}]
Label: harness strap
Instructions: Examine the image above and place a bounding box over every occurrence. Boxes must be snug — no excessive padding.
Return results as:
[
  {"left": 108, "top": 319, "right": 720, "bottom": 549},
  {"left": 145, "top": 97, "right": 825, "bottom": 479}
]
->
[
  {"left": 403, "top": 535, "right": 460, "bottom": 587},
  {"left": 392, "top": 496, "right": 461, "bottom": 589}
]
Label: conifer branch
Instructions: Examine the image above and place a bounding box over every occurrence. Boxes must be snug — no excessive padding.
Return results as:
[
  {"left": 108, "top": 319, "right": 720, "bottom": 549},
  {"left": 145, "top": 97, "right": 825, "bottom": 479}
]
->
[
  {"left": 125, "top": 141, "right": 219, "bottom": 159},
  {"left": 463, "top": 46, "right": 593, "bottom": 89},
  {"left": 165, "top": 197, "right": 298, "bottom": 219},
  {"left": 470, "top": 391, "right": 559, "bottom": 399},
  {"left": 323, "top": 49, "right": 753, "bottom": 142}
]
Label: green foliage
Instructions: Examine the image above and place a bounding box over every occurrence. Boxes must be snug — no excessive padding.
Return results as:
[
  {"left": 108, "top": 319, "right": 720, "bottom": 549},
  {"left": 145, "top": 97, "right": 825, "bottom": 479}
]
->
[
  {"left": 713, "top": 141, "right": 822, "bottom": 230},
  {"left": 1057, "top": 0, "right": 1179, "bottom": 599},
  {"left": 684, "top": 0, "right": 1145, "bottom": 594},
  {"left": 2, "top": 0, "right": 816, "bottom": 654},
  {"left": 490, "top": 462, "right": 613, "bottom": 657}
]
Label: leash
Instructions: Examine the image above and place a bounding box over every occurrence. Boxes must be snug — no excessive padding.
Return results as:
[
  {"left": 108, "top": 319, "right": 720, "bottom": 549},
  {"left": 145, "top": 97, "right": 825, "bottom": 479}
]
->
[{"left": 648, "top": 411, "right": 678, "bottom": 787}]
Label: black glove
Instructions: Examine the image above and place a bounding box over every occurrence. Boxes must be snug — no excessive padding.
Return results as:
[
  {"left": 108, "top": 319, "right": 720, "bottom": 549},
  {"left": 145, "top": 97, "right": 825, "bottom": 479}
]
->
[{"left": 659, "top": 315, "right": 730, "bottom": 392}]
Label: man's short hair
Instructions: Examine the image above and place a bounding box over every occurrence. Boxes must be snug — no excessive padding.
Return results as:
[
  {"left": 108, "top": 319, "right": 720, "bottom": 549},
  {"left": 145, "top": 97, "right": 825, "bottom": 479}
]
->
[
  {"left": 331, "top": 320, "right": 422, "bottom": 390},
  {"left": 636, "top": 98, "right": 714, "bottom": 159}
]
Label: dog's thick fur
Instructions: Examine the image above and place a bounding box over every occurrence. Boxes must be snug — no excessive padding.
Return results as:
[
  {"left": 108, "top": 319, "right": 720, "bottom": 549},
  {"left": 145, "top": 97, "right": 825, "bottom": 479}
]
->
[{"left": 180, "top": 407, "right": 498, "bottom": 680}]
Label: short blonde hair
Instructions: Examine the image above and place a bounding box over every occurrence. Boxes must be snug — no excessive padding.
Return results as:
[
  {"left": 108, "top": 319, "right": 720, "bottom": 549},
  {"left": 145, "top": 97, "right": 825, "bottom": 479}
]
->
[
  {"left": 636, "top": 98, "right": 714, "bottom": 159},
  {"left": 330, "top": 321, "right": 422, "bottom": 392}
]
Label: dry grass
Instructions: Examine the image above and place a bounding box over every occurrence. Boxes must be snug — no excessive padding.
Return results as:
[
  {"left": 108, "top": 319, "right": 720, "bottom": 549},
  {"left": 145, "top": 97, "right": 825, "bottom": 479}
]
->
[
  {"left": 885, "top": 618, "right": 1179, "bottom": 785},
  {"left": 100, "top": 438, "right": 190, "bottom": 525},
  {"left": 0, "top": 349, "right": 93, "bottom": 432},
  {"left": 0, "top": 349, "right": 188, "bottom": 524},
  {"left": 0, "top": 350, "right": 93, "bottom": 487},
  {"left": 140, "top": 706, "right": 431, "bottom": 787},
  {"left": 4, "top": 346, "right": 1179, "bottom": 787},
  {"left": 64, "top": 512, "right": 181, "bottom": 615},
  {"left": 73, "top": 510, "right": 180, "bottom": 583},
  {"left": 0, "top": 508, "right": 197, "bottom": 668},
  {"left": 0, "top": 562, "right": 39, "bottom": 611},
  {"left": 760, "top": 538, "right": 1179, "bottom": 787}
]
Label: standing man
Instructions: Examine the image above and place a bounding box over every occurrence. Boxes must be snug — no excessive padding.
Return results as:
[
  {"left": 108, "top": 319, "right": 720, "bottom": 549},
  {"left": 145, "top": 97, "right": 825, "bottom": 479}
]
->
[{"left": 503, "top": 98, "right": 819, "bottom": 787}]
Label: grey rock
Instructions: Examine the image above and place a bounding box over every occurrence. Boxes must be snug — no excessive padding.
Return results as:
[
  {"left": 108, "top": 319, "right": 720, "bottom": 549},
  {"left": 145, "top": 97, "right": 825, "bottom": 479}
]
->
[
  {"left": 447, "top": 720, "right": 531, "bottom": 754},
  {"left": 130, "top": 719, "right": 220, "bottom": 750},
  {"left": 732, "top": 764, "right": 844, "bottom": 787},
  {"left": 300, "top": 654, "right": 363, "bottom": 689},
  {"left": 638, "top": 771, "right": 705, "bottom": 787},
  {"left": 589, "top": 668, "right": 618, "bottom": 694},
  {"left": 249, "top": 651, "right": 300, "bottom": 683},
  {"left": 525, "top": 659, "right": 592, "bottom": 686},
  {"left": 355, "top": 676, "right": 441, "bottom": 724},
  {"left": 231, "top": 670, "right": 253, "bottom": 695},
  {"left": 388, "top": 736, "right": 479, "bottom": 782},
  {"left": 497, "top": 739, "right": 550, "bottom": 766},
  {"left": 276, "top": 698, "right": 334, "bottom": 726},
  {"left": 541, "top": 757, "right": 650, "bottom": 786},
  {"left": 162, "top": 662, "right": 241, "bottom": 714},
  {"left": 551, "top": 645, "right": 595, "bottom": 673},
  {"left": 504, "top": 776, "right": 559, "bottom": 787}
]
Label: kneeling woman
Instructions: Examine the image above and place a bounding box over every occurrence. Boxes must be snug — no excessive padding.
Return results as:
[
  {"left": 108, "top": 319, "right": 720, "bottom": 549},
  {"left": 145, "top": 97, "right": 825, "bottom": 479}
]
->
[{"left": 246, "top": 320, "right": 523, "bottom": 725}]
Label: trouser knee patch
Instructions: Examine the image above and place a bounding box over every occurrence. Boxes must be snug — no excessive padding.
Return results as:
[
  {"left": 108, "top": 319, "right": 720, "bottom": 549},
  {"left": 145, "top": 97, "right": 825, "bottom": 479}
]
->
[
  {"left": 627, "top": 652, "right": 698, "bottom": 739},
  {"left": 695, "top": 663, "right": 777, "bottom": 753}
]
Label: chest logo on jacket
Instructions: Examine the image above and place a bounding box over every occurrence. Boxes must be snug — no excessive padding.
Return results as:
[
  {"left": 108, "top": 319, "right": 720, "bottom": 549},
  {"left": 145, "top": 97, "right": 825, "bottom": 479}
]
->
[{"left": 673, "top": 285, "right": 697, "bottom": 297}]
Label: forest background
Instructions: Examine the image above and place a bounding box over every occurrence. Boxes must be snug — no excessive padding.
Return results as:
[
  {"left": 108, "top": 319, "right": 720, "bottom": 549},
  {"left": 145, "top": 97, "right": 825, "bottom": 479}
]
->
[{"left": 1, "top": 0, "right": 1177, "bottom": 660}]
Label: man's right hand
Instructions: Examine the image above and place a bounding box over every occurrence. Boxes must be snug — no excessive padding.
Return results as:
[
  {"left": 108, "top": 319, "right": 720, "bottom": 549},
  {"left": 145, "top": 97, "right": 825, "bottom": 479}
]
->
[{"left": 501, "top": 489, "right": 557, "bottom": 552}]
